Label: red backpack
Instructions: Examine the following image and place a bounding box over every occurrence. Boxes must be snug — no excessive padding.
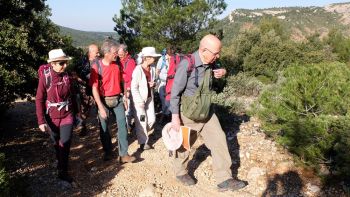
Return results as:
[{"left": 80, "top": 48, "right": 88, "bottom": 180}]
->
[{"left": 165, "top": 54, "right": 198, "bottom": 101}]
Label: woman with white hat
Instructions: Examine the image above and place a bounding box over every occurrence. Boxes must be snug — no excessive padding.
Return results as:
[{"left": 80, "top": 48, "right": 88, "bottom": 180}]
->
[
  {"left": 35, "top": 48, "right": 76, "bottom": 183},
  {"left": 131, "top": 47, "right": 160, "bottom": 151}
]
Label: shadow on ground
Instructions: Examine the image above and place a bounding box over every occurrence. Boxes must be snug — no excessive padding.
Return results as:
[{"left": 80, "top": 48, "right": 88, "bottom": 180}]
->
[
  {"left": 262, "top": 171, "right": 304, "bottom": 197},
  {"left": 0, "top": 101, "right": 127, "bottom": 196},
  {"left": 184, "top": 105, "right": 249, "bottom": 182}
]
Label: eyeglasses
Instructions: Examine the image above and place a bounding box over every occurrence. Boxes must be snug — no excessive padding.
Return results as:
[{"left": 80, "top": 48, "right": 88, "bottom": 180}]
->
[
  {"left": 205, "top": 48, "right": 220, "bottom": 56},
  {"left": 110, "top": 50, "right": 118, "bottom": 55},
  {"left": 57, "top": 61, "right": 67, "bottom": 66}
]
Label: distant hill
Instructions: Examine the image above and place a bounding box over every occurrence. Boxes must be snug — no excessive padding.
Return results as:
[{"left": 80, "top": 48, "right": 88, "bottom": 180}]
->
[
  {"left": 58, "top": 26, "right": 119, "bottom": 48},
  {"left": 57, "top": 2, "right": 350, "bottom": 48},
  {"left": 215, "top": 2, "right": 350, "bottom": 45}
]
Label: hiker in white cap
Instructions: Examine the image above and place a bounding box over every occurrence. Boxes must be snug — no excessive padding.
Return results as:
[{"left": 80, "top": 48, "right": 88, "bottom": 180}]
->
[
  {"left": 169, "top": 34, "right": 247, "bottom": 191},
  {"left": 35, "top": 48, "right": 76, "bottom": 183},
  {"left": 131, "top": 47, "right": 160, "bottom": 151}
]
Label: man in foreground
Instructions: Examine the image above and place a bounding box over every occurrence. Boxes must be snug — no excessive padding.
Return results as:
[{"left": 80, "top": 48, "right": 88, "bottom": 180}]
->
[
  {"left": 90, "top": 39, "right": 135, "bottom": 163},
  {"left": 170, "top": 34, "right": 247, "bottom": 192}
]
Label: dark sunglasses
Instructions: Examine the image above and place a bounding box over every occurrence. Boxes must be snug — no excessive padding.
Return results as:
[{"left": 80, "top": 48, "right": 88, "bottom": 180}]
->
[{"left": 57, "top": 61, "right": 67, "bottom": 66}]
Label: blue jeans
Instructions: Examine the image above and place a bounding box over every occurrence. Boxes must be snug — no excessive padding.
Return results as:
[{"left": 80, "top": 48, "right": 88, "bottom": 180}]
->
[
  {"left": 98, "top": 96, "right": 128, "bottom": 156},
  {"left": 158, "top": 82, "right": 170, "bottom": 115}
]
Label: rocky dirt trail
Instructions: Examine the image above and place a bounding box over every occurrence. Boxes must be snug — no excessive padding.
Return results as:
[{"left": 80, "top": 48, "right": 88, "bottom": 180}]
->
[{"left": 0, "top": 100, "right": 348, "bottom": 197}]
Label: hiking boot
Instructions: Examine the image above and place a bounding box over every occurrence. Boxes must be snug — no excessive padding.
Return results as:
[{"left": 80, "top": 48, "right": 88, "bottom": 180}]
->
[
  {"left": 217, "top": 178, "right": 247, "bottom": 192},
  {"left": 144, "top": 144, "right": 152, "bottom": 150},
  {"left": 176, "top": 174, "right": 196, "bottom": 186},
  {"left": 120, "top": 155, "right": 136, "bottom": 163},
  {"left": 58, "top": 171, "right": 73, "bottom": 183},
  {"left": 103, "top": 152, "right": 113, "bottom": 161},
  {"left": 139, "top": 144, "right": 152, "bottom": 151}
]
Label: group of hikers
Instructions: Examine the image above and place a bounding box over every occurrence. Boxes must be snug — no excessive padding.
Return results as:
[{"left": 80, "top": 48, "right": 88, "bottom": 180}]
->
[{"left": 35, "top": 34, "right": 247, "bottom": 192}]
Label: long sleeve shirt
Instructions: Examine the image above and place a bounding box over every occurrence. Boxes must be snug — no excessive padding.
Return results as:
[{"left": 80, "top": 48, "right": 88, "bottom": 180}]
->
[
  {"left": 169, "top": 51, "right": 211, "bottom": 114},
  {"left": 131, "top": 65, "right": 156, "bottom": 105},
  {"left": 36, "top": 66, "right": 76, "bottom": 125},
  {"left": 120, "top": 55, "right": 136, "bottom": 91}
]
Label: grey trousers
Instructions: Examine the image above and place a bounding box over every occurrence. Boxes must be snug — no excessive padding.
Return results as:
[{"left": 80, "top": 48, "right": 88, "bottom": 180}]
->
[{"left": 174, "top": 113, "right": 232, "bottom": 183}]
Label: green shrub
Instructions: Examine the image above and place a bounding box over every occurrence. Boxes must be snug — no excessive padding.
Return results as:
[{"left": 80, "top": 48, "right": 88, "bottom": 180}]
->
[
  {"left": 226, "top": 72, "right": 263, "bottom": 97},
  {"left": 222, "top": 30, "right": 261, "bottom": 74},
  {"left": 212, "top": 72, "right": 262, "bottom": 114},
  {"left": 0, "top": 153, "right": 9, "bottom": 196},
  {"left": 243, "top": 30, "right": 310, "bottom": 82},
  {"left": 329, "top": 117, "right": 350, "bottom": 179},
  {"left": 326, "top": 29, "right": 350, "bottom": 63},
  {"left": 254, "top": 62, "right": 350, "bottom": 180}
]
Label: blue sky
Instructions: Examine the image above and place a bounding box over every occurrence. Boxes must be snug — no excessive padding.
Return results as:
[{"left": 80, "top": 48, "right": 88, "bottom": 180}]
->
[{"left": 46, "top": 0, "right": 350, "bottom": 32}]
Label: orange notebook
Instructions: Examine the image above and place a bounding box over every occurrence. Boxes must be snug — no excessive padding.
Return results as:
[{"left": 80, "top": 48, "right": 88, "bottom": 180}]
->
[{"left": 180, "top": 126, "right": 191, "bottom": 150}]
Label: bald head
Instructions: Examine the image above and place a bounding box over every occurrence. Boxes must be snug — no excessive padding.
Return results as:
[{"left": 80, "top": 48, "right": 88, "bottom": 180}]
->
[
  {"left": 88, "top": 44, "right": 99, "bottom": 61},
  {"left": 199, "top": 34, "right": 222, "bottom": 64},
  {"left": 199, "top": 34, "right": 221, "bottom": 50}
]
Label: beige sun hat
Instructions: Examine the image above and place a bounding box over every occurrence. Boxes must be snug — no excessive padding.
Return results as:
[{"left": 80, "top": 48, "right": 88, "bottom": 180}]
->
[
  {"left": 47, "top": 49, "right": 72, "bottom": 63},
  {"left": 141, "top": 47, "right": 161, "bottom": 57},
  {"left": 162, "top": 123, "right": 183, "bottom": 151}
]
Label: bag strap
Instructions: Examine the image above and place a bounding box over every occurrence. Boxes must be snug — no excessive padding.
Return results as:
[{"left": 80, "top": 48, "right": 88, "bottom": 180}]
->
[
  {"left": 193, "top": 66, "right": 211, "bottom": 95},
  {"left": 43, "top": 66, "right": 52, "bottom": 91},
  {"left": 183, "top": 54, "right": 199, "bottom": 88},
  {"left": 160, "top": 55, "right": 167, "bottom": 70},
  {"left": 124, "top": 56, "right": 130, "bottom": 70}
]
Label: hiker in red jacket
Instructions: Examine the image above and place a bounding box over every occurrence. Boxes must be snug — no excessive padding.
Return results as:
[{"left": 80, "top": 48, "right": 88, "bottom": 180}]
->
[
  {"left": 118, "top": 44, "right": 136, "bottom": 133},
  {"left": 35, "top": 49, "right": 77, "bottom": 183},
  {"left": 89, "top": 39, "right": 136, "bottom": 163}
]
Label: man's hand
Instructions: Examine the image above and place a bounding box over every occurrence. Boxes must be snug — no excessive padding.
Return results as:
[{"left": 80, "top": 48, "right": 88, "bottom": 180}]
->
[
  {"left": 123, "top": 95, "right": 129, "bottom": 110},
  {"left": 99, "top": 107, "right": 108, "bottom": 120},
  {"left": 149, "top": 81, "right": 155, "bottom": 88},
  {"left": 125, "top": 90, "right": 130, "bottom": 98},
  {"left": 39, "top": 124, "right": 49, "bottom": 132},
  {"left": 213, "top": 68, "right": 226, "bottom": 79},
  {"left": 171, "top": 114, "right": 181, "bottom": 132}
]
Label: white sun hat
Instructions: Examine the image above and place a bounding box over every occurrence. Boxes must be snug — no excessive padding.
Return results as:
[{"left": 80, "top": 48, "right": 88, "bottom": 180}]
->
[
  {"left": 141, "top": 47, "right": 161, "bottom": 57},
  {"left": 47, "top": 49, "right": 72, "bottom": 63},
  {"left": 162, "top": 123, "right": 183, "bottom": 151}
]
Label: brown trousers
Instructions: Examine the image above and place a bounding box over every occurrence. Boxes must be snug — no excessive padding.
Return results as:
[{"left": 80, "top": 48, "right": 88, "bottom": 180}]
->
[{"left": 174, "top": 113, "right": 232, "bottom": 183}]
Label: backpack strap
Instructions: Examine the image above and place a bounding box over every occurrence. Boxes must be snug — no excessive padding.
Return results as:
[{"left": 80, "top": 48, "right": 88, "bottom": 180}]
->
[
  {"left": 123, "top": 56, "right": 130, "bottom": 70},
  {"left": 95, "top": 59, "right": 125, "bottom": 94},
  {"left": 183, "top": 54, "right": 199, "bottom": 87},
  {"left": 94, "top": 59, "right": 103, "bottom": 81},
  {"left": 43, "top": 65, "right": 52, "bottom": 91},
  {"left": 160, "top": 55, "right": 167, "bottom": 70},
  {"left": 190, "top": 55, "right": 198, "bottom": 87}
]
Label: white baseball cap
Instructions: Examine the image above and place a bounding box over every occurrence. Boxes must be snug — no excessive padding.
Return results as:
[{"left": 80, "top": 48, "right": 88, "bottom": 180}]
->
[{"left": 162, "top": 123, "right": 183, "bottom": 151}]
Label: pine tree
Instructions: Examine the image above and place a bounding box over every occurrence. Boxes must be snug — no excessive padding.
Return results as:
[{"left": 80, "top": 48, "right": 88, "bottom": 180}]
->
[{"left": 113, "top": 0, "right": 226, "bottom": 53}]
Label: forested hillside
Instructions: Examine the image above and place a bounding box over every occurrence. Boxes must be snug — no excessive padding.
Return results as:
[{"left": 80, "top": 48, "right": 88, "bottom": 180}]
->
[
  {"left": 58, "top": 26, "right": 119, "bottom": 47},
  {"left": 215, "top": 2, "right": 350, "bottom": 45}
]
